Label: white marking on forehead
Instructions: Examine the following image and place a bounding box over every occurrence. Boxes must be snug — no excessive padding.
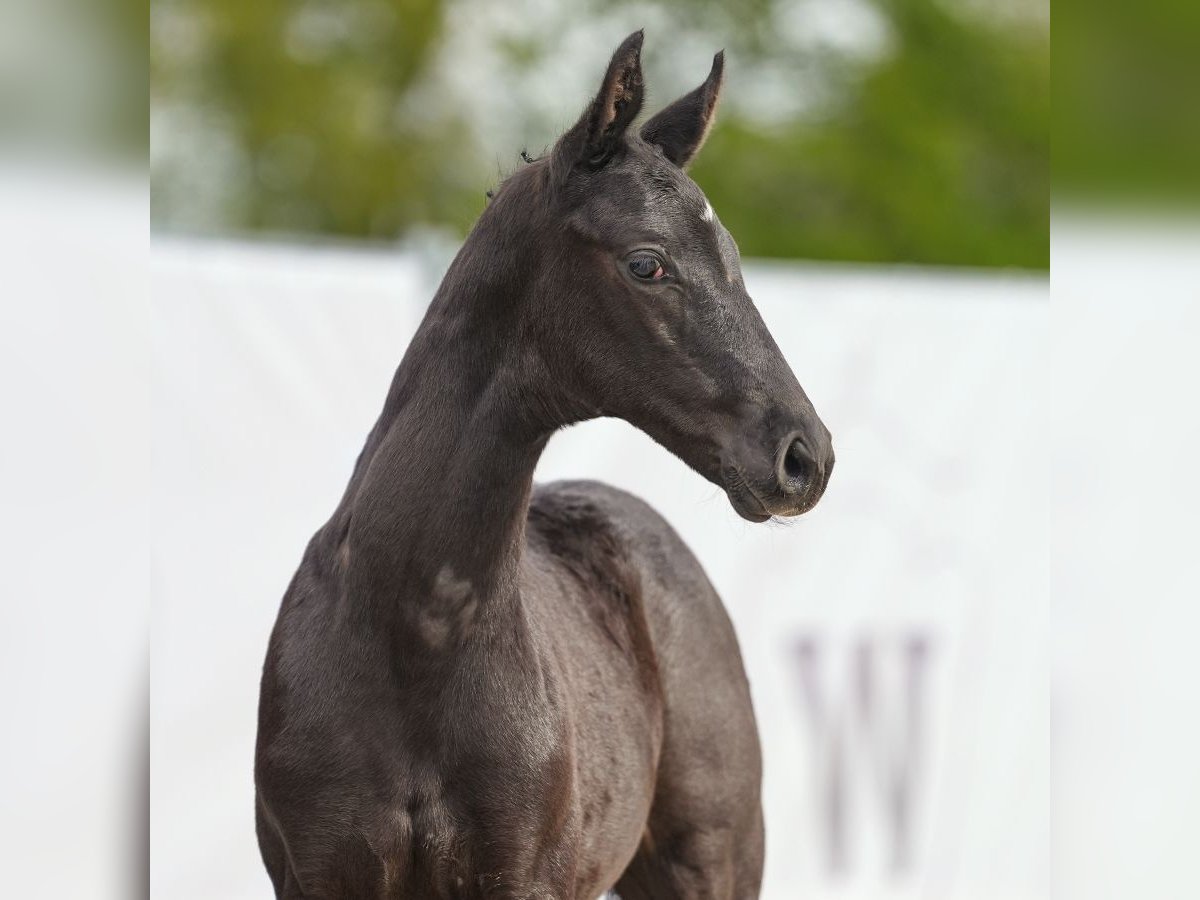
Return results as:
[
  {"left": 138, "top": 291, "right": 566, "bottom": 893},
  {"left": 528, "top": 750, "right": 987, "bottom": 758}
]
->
[{"left": 701, "top": 200, "right": 714, "bottom": 223}]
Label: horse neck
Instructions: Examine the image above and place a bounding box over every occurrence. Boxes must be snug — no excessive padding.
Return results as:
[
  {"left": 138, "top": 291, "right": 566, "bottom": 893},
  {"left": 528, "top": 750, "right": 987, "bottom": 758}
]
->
[{"left": 331, "top": 198, "right": 567, "bottom": 627}]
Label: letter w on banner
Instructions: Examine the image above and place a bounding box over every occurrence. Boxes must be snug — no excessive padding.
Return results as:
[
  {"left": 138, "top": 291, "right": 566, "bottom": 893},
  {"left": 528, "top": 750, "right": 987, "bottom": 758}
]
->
[{"left": 794, "top": 633, "right": 933, "bottom": 877}]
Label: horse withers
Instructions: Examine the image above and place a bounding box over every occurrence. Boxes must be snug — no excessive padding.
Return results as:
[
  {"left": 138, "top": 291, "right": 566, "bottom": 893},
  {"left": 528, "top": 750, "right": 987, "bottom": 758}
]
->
[{"left": 255, "top": 30, "right": 833, "bottom": 899}]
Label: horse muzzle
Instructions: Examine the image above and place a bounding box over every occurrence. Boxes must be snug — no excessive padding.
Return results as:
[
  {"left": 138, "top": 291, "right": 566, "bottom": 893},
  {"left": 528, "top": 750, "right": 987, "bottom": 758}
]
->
[{"left": 721, "top": 425, "right": 834, "bottom": 522}]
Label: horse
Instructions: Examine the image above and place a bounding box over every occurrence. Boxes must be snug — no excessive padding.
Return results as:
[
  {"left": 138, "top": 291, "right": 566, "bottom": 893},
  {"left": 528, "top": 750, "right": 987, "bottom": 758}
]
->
[{"left": 255, "top": 30, "right": 833, "bottom": 899}]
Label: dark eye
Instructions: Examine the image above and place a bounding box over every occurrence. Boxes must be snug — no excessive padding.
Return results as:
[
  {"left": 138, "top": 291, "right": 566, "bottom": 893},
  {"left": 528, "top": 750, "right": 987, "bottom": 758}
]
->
[{"left": 628, "top": 255, "right": 665, "bottom": 280}]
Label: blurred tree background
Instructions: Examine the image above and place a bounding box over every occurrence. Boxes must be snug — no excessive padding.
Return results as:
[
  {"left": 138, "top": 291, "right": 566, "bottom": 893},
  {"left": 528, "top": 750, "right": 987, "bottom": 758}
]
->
[
  {"left": 151, "top": 0, "right": 1048, "bottom": 269},
  {"left": 1054, "top": 0, "right": 1200, "bottom": 205}
]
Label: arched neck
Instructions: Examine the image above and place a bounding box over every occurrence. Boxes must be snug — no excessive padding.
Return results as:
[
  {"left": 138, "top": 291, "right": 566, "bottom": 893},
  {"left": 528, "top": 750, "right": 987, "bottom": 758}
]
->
[{"left": 327, "top": 210, "right": 571, "bottom": 627}]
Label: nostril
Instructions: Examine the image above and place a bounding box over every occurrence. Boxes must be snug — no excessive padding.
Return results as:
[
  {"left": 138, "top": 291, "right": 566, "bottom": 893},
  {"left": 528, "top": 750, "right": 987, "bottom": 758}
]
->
[{"left": 782, "top": 438, "right": 812, "bottom": 484}]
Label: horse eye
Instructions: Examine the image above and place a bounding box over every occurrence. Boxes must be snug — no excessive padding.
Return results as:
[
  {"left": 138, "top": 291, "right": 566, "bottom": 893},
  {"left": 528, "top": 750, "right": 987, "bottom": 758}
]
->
[{"left": 628, "top": 255, "right": 665, "bottom": 280}]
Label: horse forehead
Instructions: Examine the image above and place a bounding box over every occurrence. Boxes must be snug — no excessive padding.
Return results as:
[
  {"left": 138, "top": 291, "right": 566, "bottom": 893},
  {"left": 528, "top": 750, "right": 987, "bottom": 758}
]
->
[
  {"left": 650, "top": 167, "right": 709, "bottom": 212},
  {"left": 577, "top": 163, "right": 712, "bottom": 235},
  {"left": 637, "top": 174, "right": 713, "bottom": 231}
]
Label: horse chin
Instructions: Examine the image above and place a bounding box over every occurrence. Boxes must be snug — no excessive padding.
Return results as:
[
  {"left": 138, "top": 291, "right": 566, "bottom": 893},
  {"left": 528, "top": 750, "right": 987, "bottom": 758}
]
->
[
  {"left": 724, "top": 474, "right": 829, "bottom": 521},
  {"left": 725, "top": 482, "right": 773, "bottom": 523}
]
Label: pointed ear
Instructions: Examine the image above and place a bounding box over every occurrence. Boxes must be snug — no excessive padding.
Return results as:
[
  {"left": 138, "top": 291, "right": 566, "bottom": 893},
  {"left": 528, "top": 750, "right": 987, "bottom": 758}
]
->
[
  {"left": 641, "top": 51, "right": 724, "bottom": 168},
  {"left": 553, "top": 30, "right": 645, "bottom": 173}
]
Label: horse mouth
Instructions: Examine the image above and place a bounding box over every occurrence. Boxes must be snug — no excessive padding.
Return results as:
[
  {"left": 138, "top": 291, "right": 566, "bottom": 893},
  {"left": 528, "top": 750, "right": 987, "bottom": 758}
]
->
[{"left": 722, "top": 470, "right": 773, "bottom": 523}]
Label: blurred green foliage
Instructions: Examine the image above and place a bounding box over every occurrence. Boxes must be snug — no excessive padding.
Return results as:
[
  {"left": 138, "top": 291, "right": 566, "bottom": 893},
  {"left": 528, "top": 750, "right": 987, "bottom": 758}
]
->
[
  {"left": 1054, "top": 0, "right": 1200, "bottom": 205},
  {"left": 152, "top": 0, "right": 1048, "bottom": 269},
  {"left": 694, "top": 1, "right": 1048, "bottom": 268}
]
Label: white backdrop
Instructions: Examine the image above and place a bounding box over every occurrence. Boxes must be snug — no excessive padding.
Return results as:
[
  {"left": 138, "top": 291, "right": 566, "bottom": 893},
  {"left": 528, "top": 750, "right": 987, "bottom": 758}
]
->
[{"left": 151, "top": 239, "right": 1047, "bottom": 900}]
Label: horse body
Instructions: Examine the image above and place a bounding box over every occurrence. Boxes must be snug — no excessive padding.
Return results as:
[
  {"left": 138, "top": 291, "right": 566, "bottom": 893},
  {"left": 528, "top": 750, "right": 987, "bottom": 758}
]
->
[
  {"left": 258, "top": 481, "right": 760, "bottom": 898},
  {"left": 256, "top": 32, "right": 831, "bottom": 899}
]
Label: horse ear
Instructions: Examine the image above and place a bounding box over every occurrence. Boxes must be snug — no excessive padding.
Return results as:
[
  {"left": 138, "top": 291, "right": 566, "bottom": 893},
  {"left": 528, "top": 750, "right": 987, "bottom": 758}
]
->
[
  {"left": 641, "top": 51, "right": 724, "bottom": 169},
  {"left": 554, "top": 30, "right": 645, "bottom": 173}
]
